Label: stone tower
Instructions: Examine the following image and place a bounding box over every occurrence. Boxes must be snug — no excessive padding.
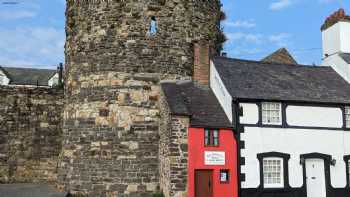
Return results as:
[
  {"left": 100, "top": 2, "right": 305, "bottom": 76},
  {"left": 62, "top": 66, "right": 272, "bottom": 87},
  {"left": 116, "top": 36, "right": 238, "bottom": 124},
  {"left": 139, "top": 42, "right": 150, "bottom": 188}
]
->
[{"left": 58, "top": 0, "right": 222, "bottom": 196}]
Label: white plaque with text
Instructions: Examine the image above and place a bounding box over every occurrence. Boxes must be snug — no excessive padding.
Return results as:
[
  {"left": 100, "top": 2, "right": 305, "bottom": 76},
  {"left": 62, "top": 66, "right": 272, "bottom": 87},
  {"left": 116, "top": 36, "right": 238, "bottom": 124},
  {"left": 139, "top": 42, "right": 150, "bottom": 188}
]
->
[{"left": 204, "top": 151, "right": 225, "bottom": 165}]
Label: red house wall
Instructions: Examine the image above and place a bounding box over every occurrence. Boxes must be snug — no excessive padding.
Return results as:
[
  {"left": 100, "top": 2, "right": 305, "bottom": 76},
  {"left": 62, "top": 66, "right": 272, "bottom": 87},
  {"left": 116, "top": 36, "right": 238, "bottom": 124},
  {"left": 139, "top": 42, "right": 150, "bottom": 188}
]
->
[{"left": 188, "top": 127, "right": 238, "bottom": 197}]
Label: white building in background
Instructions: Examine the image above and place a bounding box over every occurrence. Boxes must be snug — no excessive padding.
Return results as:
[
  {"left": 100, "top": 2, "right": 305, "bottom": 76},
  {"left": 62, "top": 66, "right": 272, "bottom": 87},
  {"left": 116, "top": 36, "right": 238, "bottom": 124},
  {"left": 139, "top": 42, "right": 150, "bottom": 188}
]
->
[
  {"left": 207, "top": 8, "right": 350, "bottom": 197},
  {"left": 0, "top": 66, "right": 62, "bottom": 87}
]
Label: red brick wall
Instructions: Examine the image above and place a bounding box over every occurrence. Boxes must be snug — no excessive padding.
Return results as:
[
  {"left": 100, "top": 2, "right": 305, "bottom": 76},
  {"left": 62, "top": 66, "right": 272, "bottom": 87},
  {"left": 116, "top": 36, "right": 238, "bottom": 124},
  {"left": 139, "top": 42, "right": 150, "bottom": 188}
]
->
[{"left": 194, "top": 41, "right": 210, "bottom": 86}]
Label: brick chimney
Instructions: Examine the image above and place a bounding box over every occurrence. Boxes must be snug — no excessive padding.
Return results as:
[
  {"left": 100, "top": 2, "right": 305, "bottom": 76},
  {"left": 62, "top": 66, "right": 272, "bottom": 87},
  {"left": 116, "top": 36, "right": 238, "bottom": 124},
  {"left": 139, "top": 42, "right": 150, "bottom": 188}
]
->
[
  {"left": 322, "top": 9, "right": 350, "bottom": 83},
  {"left": 193, "top": 40, "right": 210, "bottom": 86},
  {"left": 321, "top": 9, "right": 350, "bottom": 57}
]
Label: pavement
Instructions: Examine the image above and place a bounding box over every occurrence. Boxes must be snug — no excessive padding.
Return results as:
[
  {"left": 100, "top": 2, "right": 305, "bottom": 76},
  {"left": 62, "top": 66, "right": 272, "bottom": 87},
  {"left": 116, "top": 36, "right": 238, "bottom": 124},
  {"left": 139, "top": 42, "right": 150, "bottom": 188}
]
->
[{"left": 0, "top": 184, "right": 67, "bottom": 197}]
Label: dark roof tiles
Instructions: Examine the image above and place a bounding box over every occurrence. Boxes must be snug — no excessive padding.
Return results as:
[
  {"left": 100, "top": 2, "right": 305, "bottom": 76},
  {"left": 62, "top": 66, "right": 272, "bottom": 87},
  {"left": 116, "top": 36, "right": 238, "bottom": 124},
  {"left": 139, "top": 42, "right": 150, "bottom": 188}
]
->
[
  {"left": 213, "top": 56, "right": 350, "bottom": 104},
  {"left": 340, "top": 53, "right": 350, "bottom": 64},
  {"left": 161, "top": 81, "right": 232, "bottom": 128},
  {"left": 0, "top": 67, "right": 56, "bottom": 86}
]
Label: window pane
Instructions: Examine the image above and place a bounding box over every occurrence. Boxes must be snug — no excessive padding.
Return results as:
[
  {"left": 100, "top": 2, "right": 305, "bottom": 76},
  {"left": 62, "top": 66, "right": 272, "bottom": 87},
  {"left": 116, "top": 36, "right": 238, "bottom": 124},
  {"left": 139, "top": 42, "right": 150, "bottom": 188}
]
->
[
  {"left": 263, "top": 158, "right": 283, "bottom": 188},
  {"left": 220, "top": 170, "right": 229, "bottom": 182},
  {"left": 213, "top": 130, "right": 218, "bottom": 137},
  {"left": 205, "top": 130, "right": 210, "bottom": 146},
  {"left": 262, "top": 102, "right": 281, "bottom": 125},
  {"left": 346, "top": 107, "right": 350, "bottom": 128},
  {"left": 205, "top": 129, "right": 219, "bottom": 146},
  {"left": 214, "top": 138, "right": 218, "bottom": 146}
]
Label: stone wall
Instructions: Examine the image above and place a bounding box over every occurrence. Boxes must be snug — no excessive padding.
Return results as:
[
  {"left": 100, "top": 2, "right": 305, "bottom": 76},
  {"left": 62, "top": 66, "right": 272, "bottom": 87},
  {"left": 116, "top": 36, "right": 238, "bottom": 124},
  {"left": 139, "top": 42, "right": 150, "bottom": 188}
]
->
[
  {"left": 159, "top": 90, "right": 189, "bottom": 197},
  {"left": 59, "top": 0, "right": 222, "bottom": 196},
  {"left": 58, "top": 72, "right": 170, "bottom": 196},
  {"left": 0, "top": 86, "right": 64, "bottom": 183}
]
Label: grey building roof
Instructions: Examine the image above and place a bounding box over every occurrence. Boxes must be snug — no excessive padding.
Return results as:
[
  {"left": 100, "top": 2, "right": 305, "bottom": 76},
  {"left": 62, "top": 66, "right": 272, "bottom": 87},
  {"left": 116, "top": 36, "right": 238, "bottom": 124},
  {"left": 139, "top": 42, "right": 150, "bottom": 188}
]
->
[
  {"left": 0, "top": 67, "right": 57, "bottom": 86},
  {"left": 340, "top": 53, "right": 350, "bottom": 64},
  {"left": 213, "top": 56, "right": 350, "bottom": 104},
  {"left": 161, "top": 81, "right": 232, "bottom": 128}
]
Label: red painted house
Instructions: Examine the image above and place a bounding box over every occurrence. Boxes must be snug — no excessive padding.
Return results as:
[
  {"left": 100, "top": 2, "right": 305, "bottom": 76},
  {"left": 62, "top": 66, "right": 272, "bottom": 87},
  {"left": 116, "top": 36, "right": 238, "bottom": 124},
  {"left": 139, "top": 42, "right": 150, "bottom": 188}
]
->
[
  {"left": 188, "top": 127, "right": 238, "bottom": 197},
  {"left": 160, "top": 80, "right": 238, "bottom": 197}
]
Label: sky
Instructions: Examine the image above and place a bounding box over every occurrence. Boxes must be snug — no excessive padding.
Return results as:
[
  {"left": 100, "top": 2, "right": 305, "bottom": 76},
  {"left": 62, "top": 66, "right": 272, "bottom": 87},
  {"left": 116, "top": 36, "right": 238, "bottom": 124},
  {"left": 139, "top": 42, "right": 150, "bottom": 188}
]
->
[{"left": 0, "top": 0, "right": 349, "bottom": 69}]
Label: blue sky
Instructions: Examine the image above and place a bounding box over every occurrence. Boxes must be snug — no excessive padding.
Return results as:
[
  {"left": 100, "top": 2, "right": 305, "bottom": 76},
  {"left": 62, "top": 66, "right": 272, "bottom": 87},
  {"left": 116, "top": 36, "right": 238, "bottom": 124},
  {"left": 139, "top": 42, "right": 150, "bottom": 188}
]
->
[{"left": 0, "top": 0, "right": 349, "bottom": 69}]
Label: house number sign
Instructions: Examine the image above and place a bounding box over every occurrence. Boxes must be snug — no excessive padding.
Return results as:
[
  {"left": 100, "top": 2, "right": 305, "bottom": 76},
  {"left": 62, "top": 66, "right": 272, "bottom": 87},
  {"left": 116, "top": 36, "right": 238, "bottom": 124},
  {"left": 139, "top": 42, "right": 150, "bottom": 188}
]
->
[{"left": 204, "top": 151, "right": 225, "bottom": 165}]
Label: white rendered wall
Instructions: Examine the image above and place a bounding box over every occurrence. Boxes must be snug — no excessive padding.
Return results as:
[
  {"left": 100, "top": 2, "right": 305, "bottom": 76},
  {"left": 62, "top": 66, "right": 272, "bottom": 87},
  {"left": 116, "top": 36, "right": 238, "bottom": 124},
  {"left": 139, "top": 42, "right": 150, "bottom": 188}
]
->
[
  {"left": 241, "top": 127, "right": 349, "bottom": 189},
  {"left": 322, "top": 23, "right": 341, "bottom": 57},
  {"left": 322, "top": 54, "right": 350, "bottom": 82},
  {"left": 322, "top": 22, "right": 350, "bottom": 56},
  {"left": 339, "top": 22, "right": 350, "bottom": 53},
  {"left": 286, "top": 106, "right": 343, "bottom": 128},
  {"left": 48, "top": 73, "right": 59, "bottom": 87},
  {"left": 210, "top": 61, "right": 233, "bottom": 122},
  {"left": 0, "top": 70, "right": 10, "bottom": 85},
  {"left": 240, "top": 103, "right": 259, "bottom": 125}
]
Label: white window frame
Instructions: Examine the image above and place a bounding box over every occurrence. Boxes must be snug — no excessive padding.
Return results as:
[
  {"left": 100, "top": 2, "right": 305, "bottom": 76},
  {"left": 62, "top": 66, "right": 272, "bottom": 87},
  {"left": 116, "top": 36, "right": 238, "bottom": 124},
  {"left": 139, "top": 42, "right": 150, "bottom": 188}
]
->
[
  {"left": 262, "top": 102, "right": 282, "bottom": 125},
  {"left": 263, "top": 157, "right": 284, "bottom": 188},
  {"left": 345, "top": 107, "right": 350, "bottom": 128}
]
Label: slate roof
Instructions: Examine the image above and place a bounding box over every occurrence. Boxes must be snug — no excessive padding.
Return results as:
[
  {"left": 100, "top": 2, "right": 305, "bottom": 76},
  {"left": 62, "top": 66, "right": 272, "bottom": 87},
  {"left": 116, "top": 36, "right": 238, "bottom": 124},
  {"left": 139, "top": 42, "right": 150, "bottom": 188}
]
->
[
  {"left": 262, "top": 48, "right": 298, "bottom": 65},
  {"left": 0, "top": 67, "right": 56, "bottom": 86},
  {"left": 213, "top": 56, "right": 350, "bottom": 104},
  {"left": 161, "top": 81, "right": 232, "bottom": 128},
  {"left": 340, "top": 53, "right": 350, "bottom": 64}
]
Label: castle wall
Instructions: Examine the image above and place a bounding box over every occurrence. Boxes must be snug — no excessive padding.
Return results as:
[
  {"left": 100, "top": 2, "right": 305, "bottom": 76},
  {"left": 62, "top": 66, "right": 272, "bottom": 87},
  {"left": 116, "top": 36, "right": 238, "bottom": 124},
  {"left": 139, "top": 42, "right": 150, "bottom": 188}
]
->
[
  {"left": 59, "top": 0, "right": 221, "bottom": 196},
  {"left": 0, "top": 86, "right": 63, "bottom": 183}
]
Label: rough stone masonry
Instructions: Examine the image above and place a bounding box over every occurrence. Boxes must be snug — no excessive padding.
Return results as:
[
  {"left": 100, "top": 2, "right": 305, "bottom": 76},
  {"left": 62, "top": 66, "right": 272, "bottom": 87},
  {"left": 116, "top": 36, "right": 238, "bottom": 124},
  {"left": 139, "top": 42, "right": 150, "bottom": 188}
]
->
[
  {"left": 57, "top": 0, "right": 222, "bottom": 196},
  {"left": 0, "top": 86, "right": 63, "bottom": 184}
]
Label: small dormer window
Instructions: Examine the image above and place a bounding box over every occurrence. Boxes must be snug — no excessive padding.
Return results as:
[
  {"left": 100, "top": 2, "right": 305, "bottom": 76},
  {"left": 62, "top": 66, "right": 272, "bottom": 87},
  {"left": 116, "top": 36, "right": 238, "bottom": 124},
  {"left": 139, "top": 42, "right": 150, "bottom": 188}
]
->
[
  {"left": 262, "top": 102, "right": 282, "bottom": 125},
  {"left": 148, "top": 16, "right": 157, "bottom": 36}
]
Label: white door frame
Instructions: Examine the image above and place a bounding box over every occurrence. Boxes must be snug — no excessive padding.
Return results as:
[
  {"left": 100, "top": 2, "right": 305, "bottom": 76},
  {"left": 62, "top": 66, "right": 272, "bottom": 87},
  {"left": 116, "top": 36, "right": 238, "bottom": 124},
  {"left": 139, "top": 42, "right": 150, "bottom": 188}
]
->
[
  {"left": 301, "top": 153, "right": 331, "bottom": 197},
  {"left": 305, "top": 159, "right": 326, "bottom": 197}
]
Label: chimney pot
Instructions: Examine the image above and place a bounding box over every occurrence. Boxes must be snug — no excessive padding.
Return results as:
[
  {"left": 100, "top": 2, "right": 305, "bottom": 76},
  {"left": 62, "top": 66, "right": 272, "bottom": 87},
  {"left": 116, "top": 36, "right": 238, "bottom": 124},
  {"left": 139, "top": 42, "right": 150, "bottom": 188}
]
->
[{"left": 322, "top": 8, "right": 350, "bottom": 31}]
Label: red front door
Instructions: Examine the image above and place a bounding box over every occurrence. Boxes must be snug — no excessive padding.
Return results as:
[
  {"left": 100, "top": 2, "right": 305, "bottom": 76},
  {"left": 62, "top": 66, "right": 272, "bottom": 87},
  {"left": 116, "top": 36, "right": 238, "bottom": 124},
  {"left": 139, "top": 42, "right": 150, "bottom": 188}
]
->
[{"left": 195, "top": 170, "right": 213, "bottom": 197}]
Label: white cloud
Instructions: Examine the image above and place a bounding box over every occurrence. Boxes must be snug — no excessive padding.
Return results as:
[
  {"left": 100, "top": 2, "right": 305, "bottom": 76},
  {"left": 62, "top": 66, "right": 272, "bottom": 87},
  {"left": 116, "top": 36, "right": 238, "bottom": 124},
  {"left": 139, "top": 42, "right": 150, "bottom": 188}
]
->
[
  {"left": 223, "top": 20, "right": 256, "bottom": 28},
  {"left": 226, "top": 32, "right": 263, "bottom": 44},
  {"left": 0, "top": 26, "right": 64, "bottom": 67},
  {"left": 226, "top": 32, "right": 292, "bottom": 47},
  {"left": 0, "top": 10, "right": 36, "bottom": 20},
  {"left": 227, "top": 47, "right": 264, "bottom": 57},
  {"left": 269, "top": 0, "right": 292, "bottom": 11},
  {"left": 268, "top": 33, "right": 291, "bottom": 47}
]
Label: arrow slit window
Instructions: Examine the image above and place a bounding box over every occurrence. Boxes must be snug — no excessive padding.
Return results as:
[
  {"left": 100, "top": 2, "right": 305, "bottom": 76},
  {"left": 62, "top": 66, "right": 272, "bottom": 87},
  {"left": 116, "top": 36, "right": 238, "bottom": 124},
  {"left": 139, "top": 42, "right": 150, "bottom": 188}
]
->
[{"left": 148, "top": 16, "right": 157, "bottom": 36}]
